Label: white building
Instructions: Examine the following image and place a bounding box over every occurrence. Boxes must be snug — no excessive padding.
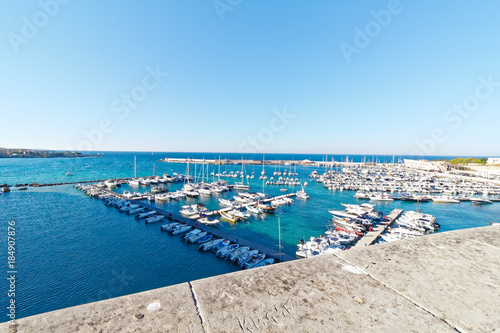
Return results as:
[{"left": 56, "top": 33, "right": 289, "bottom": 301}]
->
[
  {"left": 404, "top": 159, "right": 441, "bottom": 172},
  {"left": 486, "top": 157, "right": 500, "bottom": 165}
]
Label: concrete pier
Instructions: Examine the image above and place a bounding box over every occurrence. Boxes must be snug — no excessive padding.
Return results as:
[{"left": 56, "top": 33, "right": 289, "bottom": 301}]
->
[
  {"left": 351, "top": 209, "right": 402, "bottom": 249},
  {"left": 3, "top": 225, "right": 499, "bottom": 332}
]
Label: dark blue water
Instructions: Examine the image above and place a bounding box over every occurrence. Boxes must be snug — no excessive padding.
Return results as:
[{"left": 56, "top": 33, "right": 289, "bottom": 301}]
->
[{"left": 0, "top": 152, "right": 498, "bottom": 322}]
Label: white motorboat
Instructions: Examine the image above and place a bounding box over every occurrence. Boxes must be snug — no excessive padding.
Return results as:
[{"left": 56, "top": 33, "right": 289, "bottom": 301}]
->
[
  {"left": 135, "top": 210, "right": 156, "bottom": 219},
  {"left": 155, "top": 193, "right": 171, "bottom": 201},
  {"left": 129, "top": 179, "right": 140, "bottom": 186},
  {"left": 219, "top": 198, "right": 236, "bottom": 207},
  {"left": 470, "top": 197, "right": 493, "bottom": 204},
  {"left": 198, "top": 217, "right": 219, "bottom": 225},
  {"left": 236, "top": 250, "right": 259, "bottom": 266},
  {"left": 171, "top": 225, "right": 192, "bottom": 235},
  {"left": 200, "top": 238, "right": 227, "bottom": 251},
  {"left": 181, "top": 229, "right": 202, "bottom": 240},
  {"left": 119, "top": 204, "right": 140, "bottom": 212},
  {"left": 122, "top": 190, "right": 134, "bottom": 198},
  {"left": 432, "top": 195, "right": 460, "bottom": 203},
  {"left": 180, "top": 206, "right": 198, "bottom": 217},
  {"left": 369, "top": 193, "right": 394, "bottom": 201},
  {"left": 197, "top": 233, "right": 213, "bottom": 243},
  {"left": 251, "top": 258, "right": 274, "bottom": 268},
  {"left": 243, "top": 254, "right": 266, "bottom": 269},
  {"left": 354, "top": 191, "right": 370, "bottom": 199},
  {"left": 216, "top": 243, "right": 239, "bottom": 257},
  {"left": 161, "top": 222, "right": 180, "bottom": 232},
  {"left": 227, "top": 247, "right": 250, "bottom": 261},
  {"left": 126, "top": 207, "right": 145, "bottom": 215},
  {"left": 246, "top": 205, "right": 263, "bottom": 214},
  {"left": 105, "top": 180, "right": 118, "bottom": 188},
  {"left": 145, "top": 215, "right": 164, "bottom": 223},
  {"left": 187, "top": 231, "right": 208, "bottom": 243},
  {"left": 296, "top": 190, "right": 310, "bottom": 199}
]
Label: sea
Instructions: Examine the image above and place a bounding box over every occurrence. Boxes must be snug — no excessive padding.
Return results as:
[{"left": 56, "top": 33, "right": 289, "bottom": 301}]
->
[{"left": 1, "top": 152, "right": 499, "bottom": 322}]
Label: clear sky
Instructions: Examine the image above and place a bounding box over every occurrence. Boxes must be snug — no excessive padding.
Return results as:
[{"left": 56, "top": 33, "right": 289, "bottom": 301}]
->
[{"left": 1, "top": 0, "right": 499, "bottom": 156}]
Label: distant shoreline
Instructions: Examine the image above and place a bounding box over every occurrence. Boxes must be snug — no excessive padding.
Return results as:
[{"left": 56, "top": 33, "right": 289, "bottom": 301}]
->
[{"left": 0, "top": 155, "right": 100, "bottom": 158}]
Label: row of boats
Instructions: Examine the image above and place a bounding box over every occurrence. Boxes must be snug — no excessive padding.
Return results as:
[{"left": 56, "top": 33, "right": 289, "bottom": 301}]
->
[
  {"left": 378, "top": 210, "right": 439, "bottom": 243},
  {"left": 296, "top": 203, "right": 440, "bottom": 257},
  {"left": 310, "top": 165, "right": 500, "bottom": 199},
  {"left": 160, "top": 223, "right": 274, "bottom": 269},
  {"left": 354, "top": 191, "right": 495, "bottom": 204},
  {"left": 75, "top": 184, "right": 168, "bottom": 223},
  {"left": 75, "top": 183, "right": 275, "bottom": 270},
  {"left": 296, "top": 203, "right": 385, "bottom": 258}
]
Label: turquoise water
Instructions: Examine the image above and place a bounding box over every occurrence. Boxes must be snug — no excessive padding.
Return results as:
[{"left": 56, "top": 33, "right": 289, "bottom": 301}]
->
[
  {"left": 1, "top": 152, "right": 498, "bottom": 322},
  {"left": 0, "top": 151, "right": 475, "bottom": 185}
]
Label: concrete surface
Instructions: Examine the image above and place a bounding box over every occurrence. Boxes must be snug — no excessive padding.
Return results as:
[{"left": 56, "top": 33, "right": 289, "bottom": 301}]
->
[
  {"left": 2, "top": 225, "right": 499, "bottom": 332},
  {"left": 337, "top": 226, "right": 500, "bottom": 333},
  {"left": 1, "top": 283, "right": 203, "bottom": 333}
]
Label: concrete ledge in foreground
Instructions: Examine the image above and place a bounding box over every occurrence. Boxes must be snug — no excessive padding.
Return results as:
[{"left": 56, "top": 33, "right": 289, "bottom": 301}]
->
[{"left": 2, "top": 225, "right": 499, "bottom": 332}]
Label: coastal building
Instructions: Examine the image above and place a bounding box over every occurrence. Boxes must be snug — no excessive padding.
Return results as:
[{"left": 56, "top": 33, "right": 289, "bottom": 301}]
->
[
  {"left": 487, "top": 157, "right": 500, "bottom": 165},
  {"left": 403, "top": 159, "right": 442, "bottom": 172}
]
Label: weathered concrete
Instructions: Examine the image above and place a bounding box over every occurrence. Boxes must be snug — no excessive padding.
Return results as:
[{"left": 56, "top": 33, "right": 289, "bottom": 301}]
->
[
  {"left": 1, "top": 283, "right": 203, "bottom": 333},
  {"left": 191, "top": 254, "right": 453, "bottom": 332},
  {"left": 2, "top": 226, "right": 499, "bottom": 332},
  {"left": 337, "top": 226, "right": 500, "bottom": 333}
]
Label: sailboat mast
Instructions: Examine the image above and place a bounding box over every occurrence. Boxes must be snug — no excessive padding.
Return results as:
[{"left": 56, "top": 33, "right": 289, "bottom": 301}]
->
[
  {"left": 201, "top": 160, "right": 204, "bottom": 184},
  {"left": 134, "top": 156, "right": 137, "bottom": 178},
  {"left": 278, "top": 216, "right": 282, "bottom": 262}
]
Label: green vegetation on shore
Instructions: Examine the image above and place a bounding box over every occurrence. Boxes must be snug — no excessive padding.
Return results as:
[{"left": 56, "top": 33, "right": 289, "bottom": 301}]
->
[{"left": 434, "top": 157, "right": 486, "bottom": 165}]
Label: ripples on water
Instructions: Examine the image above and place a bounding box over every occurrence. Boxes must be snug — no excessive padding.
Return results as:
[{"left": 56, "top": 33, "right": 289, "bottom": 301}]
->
[{"left": 0, "top": 153, "right": 498, "bottom": 321}]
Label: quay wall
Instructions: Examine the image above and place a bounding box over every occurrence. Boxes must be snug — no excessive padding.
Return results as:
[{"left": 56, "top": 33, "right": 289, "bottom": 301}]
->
[{"left": 2, "top": 225, "right": 499, "bottom": 332}]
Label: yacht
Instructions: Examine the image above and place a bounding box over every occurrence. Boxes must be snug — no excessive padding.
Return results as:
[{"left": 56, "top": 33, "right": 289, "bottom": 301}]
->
[
  {"left": 470, "top": 197, "right": 493, "bottom": 204},
  {"left": 432, "top": 195, "right": 460, "bottom": 203},
  {"left": 296, "top": 190, "right": 310, "bottom": 199},
  {"left": 369, "top": 193, "right": 394, "bottom": 201},
  {"left": 354, "top": 191, "right": 370, "bottom": 199}
]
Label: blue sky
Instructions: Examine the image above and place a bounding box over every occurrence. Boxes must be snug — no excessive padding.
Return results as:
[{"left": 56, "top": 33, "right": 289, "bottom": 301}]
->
[{"left": 1, "top": 0, "right": 499, "bottom": 156}]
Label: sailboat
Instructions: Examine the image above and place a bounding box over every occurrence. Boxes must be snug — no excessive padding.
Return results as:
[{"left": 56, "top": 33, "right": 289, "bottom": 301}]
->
[
  {"left": 66, "top": 162, "right": 74, "bottom": 176},
  {"left": 129, "top": 156, "right": 140, "bottom": 186},
  {"left": 233, "top": 158, "right": 250, "bottom": 190},
  {"left": 261, "top": 155, "right": 266, "bottom": 175}
]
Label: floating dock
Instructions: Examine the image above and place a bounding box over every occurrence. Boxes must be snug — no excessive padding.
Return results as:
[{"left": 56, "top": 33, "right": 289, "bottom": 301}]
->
[{"left": 351, "top": 208, "right": 403, "bottom": 249}]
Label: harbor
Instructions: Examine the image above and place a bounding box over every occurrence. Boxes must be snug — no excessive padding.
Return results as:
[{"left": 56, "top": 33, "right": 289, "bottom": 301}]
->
[
  {"left": 87, "top": 185, "right": 295, "bottom": 262},
  {"left": 2, "top": 153, "right": 500, "bottom": 323}
]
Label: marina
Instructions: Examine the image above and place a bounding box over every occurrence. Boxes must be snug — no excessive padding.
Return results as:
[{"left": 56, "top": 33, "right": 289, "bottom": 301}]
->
[
  {"left": 85, "top": 185, "right": 295, "bottom": 262},
  {"left": 2, "top": 153, "right": 500, "bottom": 322}
]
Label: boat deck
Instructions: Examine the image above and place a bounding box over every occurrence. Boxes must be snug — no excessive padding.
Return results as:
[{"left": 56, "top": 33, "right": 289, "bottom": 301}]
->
[{"left": 351, "top": 209, "right": 403, "bottom": 249}]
